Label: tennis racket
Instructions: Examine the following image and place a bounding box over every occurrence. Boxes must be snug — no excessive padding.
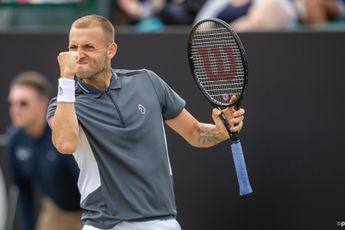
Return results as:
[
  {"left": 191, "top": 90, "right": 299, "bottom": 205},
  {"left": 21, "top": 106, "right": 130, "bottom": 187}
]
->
[{"left": 188, "top": 18, "right": 252, "bottom": 196}]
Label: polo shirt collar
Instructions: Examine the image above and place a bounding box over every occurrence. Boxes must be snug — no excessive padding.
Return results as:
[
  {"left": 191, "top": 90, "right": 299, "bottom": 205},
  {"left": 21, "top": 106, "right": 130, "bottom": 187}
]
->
[{"left": 77, "top": 70, "right": 122, "bottom": 98}]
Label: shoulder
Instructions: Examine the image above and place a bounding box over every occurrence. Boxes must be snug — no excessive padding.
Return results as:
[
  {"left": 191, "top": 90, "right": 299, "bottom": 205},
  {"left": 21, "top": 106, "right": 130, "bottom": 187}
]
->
[
  {"left": 4, "top": 127, "right": 28, "bottom": 156},
  {"left": 114, "top": 69, "right": 168, "bottom": 93},
  {"left": 5, "top": 126, "right": 22, "bottom": 143},
  {"left": 113, "top": 69, "right": 165, "bottom": 88},
  {"left": 113, "top": 68, "right": 158, "bottom": 79}
]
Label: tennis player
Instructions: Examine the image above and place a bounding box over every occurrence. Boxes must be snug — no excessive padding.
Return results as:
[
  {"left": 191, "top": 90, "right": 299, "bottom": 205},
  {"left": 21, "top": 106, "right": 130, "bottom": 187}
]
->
[{"left": 47, "top": 15, "right": 245, "bottom": 230}]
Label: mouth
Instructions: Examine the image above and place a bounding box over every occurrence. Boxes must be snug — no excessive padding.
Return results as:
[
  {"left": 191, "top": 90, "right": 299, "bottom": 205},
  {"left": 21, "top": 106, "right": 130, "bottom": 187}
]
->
[
  {"left": 77, "top": 62, "right": 88, "bottom": 71},
  {"left": 77, "top": 58, "right": 88, "bottom": 64}
]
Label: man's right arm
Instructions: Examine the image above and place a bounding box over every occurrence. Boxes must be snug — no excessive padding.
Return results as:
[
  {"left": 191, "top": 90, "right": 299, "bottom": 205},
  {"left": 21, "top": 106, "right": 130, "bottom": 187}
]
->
[
  {"left": 51, "top": 51, "right": 80, "bottom": 154},
  {"left": 51, "top": 103, "right": 79, "bottom": 154}
]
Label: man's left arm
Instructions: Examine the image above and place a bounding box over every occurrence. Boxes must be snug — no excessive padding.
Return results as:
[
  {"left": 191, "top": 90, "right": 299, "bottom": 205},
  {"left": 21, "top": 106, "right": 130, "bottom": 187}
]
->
[{"left": 165, "top": 107, "right": 245, "bottom": 148}]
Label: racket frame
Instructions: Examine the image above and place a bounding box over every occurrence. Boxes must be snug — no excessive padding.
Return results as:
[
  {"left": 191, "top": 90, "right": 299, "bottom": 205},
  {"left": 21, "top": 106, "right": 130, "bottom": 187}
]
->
[
  {"left": 188, "top": 18, "right": 249, "bottom": 141},
  {"left": 188, "top": 18, "right": 248, "bottom": 109},
  {"left": 187, "top": 18, "right": 253, "bottom": 195}
]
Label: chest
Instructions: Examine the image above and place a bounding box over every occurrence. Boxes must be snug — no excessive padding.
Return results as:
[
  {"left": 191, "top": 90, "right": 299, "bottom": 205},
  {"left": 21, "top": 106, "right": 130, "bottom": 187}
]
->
[
  {"left": 76, "top": 78, "right": 162, "bottom": 129},
  {"left": 13, "top": 141, "right": 60, "bottom": 177}
]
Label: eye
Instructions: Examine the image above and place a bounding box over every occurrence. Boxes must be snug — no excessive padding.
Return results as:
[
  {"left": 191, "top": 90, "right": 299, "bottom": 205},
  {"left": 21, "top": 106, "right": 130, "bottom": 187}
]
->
[
  {"left": 84, "top": 44, "right": 94, "bottom": 50},
  {"left": 69, "top": 45, "right": 77, "bottom": 51}
]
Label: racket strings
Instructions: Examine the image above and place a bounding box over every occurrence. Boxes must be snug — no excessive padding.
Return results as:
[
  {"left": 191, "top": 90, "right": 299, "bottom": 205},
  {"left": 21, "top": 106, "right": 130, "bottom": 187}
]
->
[{"left": 190, "top": 21, "right": 245, "bottom": 105}]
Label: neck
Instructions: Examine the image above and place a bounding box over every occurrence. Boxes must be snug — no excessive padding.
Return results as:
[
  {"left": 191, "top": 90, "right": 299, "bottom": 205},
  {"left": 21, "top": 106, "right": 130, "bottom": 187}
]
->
[{"left": 82, "top": 69, "right": 112, "bottom": 89}]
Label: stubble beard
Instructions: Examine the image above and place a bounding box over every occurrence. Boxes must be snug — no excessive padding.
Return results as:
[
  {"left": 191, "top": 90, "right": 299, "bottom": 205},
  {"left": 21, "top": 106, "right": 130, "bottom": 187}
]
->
[
  {"left": 77, "top": 59, "right": 108, "bottom": 80},
  {"left": 77, "top": 67, "right": 105, "bottom": 80}
]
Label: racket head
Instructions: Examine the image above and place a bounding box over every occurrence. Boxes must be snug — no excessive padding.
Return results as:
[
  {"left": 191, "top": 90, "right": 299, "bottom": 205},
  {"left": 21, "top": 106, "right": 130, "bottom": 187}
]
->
[{"left": 188, "top": 18, "right": 248, "bottom": 107}]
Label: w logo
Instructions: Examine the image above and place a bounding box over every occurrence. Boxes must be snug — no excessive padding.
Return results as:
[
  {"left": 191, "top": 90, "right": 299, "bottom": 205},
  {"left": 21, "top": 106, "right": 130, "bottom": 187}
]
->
[{"left": 198, "top": 46, "right": 237, "bottom": 81}]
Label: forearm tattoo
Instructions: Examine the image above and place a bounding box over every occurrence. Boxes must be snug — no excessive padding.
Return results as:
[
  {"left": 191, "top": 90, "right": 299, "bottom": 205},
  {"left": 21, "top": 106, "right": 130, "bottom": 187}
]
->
[{"left": 197, "top": 123, "right": 224, "bottom": 146}]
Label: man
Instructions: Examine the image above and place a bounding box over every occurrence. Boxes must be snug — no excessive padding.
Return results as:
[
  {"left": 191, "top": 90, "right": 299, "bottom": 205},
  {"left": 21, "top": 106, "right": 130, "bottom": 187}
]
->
[
  {"left": 195, "top": 0, "right": 298, "bottom": 31},
  {"left": 47, "top": 15, "right": 245, "bottom": 230},
  {"left": 5, "top": 71, "right": 82, "bottom": 230}
]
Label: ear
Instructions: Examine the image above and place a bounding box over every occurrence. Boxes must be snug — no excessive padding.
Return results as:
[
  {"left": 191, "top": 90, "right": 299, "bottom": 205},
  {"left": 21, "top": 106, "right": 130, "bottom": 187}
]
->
[{"left": 108, "top": 42, "right": 117, "bottom": 59}]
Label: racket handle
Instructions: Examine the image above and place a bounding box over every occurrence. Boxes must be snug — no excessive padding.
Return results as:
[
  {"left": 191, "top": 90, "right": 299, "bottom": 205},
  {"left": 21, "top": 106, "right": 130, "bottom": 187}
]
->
[
  {"left": 231, "top": 141, "right": 253, "bottom": 196},
  {"left": 218, "top": 105, "right": 241, "bottom": 141},
  {"left": 219, "top": 113, "right": 240, "bottom": 142}
]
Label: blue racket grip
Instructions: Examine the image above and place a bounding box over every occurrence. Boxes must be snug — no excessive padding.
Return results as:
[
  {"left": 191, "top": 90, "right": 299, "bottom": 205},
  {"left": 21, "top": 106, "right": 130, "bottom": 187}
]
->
[{"left": 231, "top": 141, "right": 253, "bottom": 196}]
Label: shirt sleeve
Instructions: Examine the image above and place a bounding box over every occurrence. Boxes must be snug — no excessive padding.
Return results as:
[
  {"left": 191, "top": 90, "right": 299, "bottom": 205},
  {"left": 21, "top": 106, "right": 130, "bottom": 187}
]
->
[
  {"left": 46, "top": 97, "right": 58, "bottom": 128},
  {"left": 146, "top": 70, "right": 186, "bottom": 120}
]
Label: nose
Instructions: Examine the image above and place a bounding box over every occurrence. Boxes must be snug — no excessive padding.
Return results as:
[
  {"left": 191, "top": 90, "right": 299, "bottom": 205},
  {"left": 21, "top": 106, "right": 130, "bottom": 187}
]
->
[{"left": 76, "top": 49, "right": 85, "bottom": 59}]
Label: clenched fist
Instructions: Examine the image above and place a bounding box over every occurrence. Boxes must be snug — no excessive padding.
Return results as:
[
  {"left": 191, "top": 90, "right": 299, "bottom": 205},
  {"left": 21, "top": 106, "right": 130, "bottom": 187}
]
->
[{"left": 57, "top": 51, "right": 79, "bottom": 79}]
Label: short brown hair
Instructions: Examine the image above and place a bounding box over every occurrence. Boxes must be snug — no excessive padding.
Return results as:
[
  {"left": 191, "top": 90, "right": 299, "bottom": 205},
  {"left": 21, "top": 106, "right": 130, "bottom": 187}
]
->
[
  {"left": 10, "top": 71, "right": 53, "bottom": 99},
  {"left": 71, "top": 14, "right": 115, "bottom": 43}
]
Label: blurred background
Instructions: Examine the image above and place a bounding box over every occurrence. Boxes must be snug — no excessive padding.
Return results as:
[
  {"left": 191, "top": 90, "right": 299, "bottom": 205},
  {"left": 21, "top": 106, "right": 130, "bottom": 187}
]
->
[
  {"left": 0, "top": 0, "right": 345, "bottom": 32},
  {"left": 0, "top": 0, "right": 345, "bottom": 230}
]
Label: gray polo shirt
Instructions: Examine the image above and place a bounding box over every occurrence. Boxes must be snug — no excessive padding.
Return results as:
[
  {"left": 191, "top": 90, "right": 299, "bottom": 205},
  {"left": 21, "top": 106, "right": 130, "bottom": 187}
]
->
[{"left": 47, "top": 69, "right": 185, "bottom": 229}]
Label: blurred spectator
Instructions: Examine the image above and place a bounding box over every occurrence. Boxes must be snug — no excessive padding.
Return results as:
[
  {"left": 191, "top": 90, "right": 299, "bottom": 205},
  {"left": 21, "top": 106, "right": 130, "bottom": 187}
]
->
[
  {"left": 114, "top": 0, "right": 205, "bottom": 30},
  {"left": 116, "top": 0, "right": 166, "bottom": 22},
  {"left": 195, "top": 0, "right": 345, "bottom": 31},
  {"left": 340, "top": 0, "right": 345, "bottom": 19},
  {"left": 231, "top": 0, "right": 298, "bottom": 31},
  {"left": 159, "top": 0, "right": 205, "bottom": 24},
  {"left": 194, "top": 0, "right": 234, "bottom": 22},
  {"left": 195, "top": 0, "right": 297, "bottom": 31},
  {"left": 296, "top": 0, "right": 345, "bottom": 27},
  {"left": 5, "top": 71, "right": 81, "bottom": 230},
  {"left": 114, "top": 0, "right": 165, "bottom": 31}
]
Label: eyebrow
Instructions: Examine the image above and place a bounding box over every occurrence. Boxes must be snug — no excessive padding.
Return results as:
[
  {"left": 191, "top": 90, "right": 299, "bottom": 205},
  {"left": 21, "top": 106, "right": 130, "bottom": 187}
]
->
[{"left": 69, "top": 43, "right": 95, "bottom": 49}]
